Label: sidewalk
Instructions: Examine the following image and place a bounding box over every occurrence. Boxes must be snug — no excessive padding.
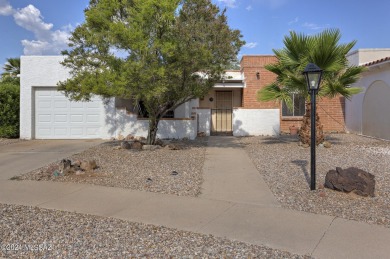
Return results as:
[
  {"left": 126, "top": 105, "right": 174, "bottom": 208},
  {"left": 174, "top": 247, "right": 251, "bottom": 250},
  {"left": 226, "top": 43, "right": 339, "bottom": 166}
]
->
[{"left": 0, "top": 137, "right": 389, "bottom": 258}]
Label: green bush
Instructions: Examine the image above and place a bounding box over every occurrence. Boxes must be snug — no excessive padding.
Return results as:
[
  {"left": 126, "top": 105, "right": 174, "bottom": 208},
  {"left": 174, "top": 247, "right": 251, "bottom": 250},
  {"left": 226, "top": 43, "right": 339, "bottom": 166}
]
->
[{"left": 0, "top": 82, "right": 20, "bottom": 138}]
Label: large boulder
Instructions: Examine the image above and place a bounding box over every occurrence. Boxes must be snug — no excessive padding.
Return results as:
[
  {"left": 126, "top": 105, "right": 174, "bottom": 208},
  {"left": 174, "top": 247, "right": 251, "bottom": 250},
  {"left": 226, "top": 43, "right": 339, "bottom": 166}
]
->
[{"left": 325, "top": 167, "right": 375, "bottom": 197}]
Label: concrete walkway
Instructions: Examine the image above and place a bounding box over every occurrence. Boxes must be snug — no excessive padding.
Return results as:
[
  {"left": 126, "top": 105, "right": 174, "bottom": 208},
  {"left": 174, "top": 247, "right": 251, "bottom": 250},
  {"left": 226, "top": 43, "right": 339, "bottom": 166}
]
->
[{"left": 0, "top": 137, "right": 389, "bottom": 258}]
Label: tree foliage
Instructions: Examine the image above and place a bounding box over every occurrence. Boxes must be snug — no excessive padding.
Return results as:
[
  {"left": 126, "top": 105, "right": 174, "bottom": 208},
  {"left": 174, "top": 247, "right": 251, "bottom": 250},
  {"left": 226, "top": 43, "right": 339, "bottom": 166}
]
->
[
  {"left": 257, "top": 29, "right": 365, "bottom": 145},
  {"left": 0, "top": 81, "right": 20, "bottom": 138},
  {"left": 2, "top": 57, "right": 20, "bottom": 84},
  {"left": 59, "top": 0, "right": 244, "bottom": 144},
  {"left": 257, "top": 29, "right": 364, "bottom": 110}
]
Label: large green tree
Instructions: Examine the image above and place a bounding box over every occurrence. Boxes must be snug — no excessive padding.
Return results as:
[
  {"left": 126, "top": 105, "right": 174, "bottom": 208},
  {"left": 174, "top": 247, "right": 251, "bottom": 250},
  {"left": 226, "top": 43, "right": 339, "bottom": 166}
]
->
[
  {"left": 59, "top": 0, "right": 244, "bottom": 144},
  {"left": 258, "top": 29, "right": 364, "bottom": 145}
]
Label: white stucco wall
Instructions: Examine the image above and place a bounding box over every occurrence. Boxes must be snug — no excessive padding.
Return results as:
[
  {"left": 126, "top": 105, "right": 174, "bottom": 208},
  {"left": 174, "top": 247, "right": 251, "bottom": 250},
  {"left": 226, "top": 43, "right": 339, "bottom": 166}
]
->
[
  {"left": 115, "top": 110, "right": 197, "bottom": 139},
  {"left": 347, "top": 49, "right": 390, "bottom": 65},
  {"left": 20, "top": 56, "right": 197, "bottom": 140},
  {"left": 345, "top": 63, "right": 390, "bottom": 136},
  {"left": 20, "top": 56, "right": 69, "bottom": 139},
  {"left": 175, "top": 99, "right": 198, "bottom": 118},
  {"left": 196, "top": 109, "right": 211, "bottom": 136},
  {"left": 233, "top": 108, "right": 280, "bottom": 136}
]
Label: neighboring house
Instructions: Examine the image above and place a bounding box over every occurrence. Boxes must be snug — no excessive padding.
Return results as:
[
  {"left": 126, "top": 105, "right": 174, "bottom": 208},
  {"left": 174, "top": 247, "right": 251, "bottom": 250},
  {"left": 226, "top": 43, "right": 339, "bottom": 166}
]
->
[
  {"left": 20, "top": 55, "right": 346, "bottom": 140},
  {"left": 346, "top": 49, "right": 390, "bottom": 140}
]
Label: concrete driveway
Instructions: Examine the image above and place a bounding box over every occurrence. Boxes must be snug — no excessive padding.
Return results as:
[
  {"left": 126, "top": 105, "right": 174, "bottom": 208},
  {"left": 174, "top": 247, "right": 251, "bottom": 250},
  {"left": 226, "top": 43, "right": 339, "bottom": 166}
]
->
[{"left": 0, "top": 139, "right": 104, "bottom": 180}]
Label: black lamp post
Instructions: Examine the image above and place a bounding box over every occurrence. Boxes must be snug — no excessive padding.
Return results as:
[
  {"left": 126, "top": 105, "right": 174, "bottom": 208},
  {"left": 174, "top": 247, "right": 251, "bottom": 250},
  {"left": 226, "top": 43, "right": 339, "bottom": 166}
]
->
[{"left": 302, "top": 63, "right": 323, "bottom": 190}]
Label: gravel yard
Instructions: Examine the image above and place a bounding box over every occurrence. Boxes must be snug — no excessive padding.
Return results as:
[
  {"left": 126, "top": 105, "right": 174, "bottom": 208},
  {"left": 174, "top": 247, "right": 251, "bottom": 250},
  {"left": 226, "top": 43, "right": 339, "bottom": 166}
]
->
[
  {"left": 0, "top": 203, "right": 310, "bottom": 259},
  {"left": 241, "top": 134, "right": 390, "bottom": 228},
  {"left": 17, "top": 139, "right": 207, "bottom": 197},
  {"left": 0, "top": 138, "right": 22, "bottom": 146}
]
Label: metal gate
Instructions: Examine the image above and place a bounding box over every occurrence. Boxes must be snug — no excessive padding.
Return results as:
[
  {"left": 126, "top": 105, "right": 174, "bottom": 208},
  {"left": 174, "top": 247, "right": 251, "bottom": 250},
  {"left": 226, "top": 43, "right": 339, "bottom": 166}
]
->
[
  {"left": 211, "top": 91, "right": 233, "bottom": 135},
  {"left": 211, "top": 109, "right": 233, "bottom": 135}
]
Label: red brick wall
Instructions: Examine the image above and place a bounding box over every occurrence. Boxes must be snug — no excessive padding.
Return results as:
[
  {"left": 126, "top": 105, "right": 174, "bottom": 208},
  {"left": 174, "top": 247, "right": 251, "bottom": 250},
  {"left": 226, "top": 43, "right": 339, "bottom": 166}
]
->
[
  {"left": 279, "top": 96, "right": 346, "bottom": 133},
  {"left": 240, "top": 55, "right": 279, "bottom": 109},
  {"left": 241, "top": 55, "right": 346, "bottom": 133}
]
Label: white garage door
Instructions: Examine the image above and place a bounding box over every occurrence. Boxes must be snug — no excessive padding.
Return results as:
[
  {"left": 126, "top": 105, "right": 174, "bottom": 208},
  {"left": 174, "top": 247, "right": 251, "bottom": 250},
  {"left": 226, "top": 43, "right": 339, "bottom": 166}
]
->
[{"left": 35, "top": 88, "right": 103, "bottom": 139}]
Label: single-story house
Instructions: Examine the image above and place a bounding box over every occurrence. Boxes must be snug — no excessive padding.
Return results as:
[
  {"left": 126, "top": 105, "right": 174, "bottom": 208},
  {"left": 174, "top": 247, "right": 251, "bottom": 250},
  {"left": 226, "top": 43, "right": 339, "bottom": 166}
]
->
[
  {"left": 20, "top": 55, "right": 346, "bottom": 140},
  {"left": 345, "top": 49, "right": 390, "bottom": 140}
]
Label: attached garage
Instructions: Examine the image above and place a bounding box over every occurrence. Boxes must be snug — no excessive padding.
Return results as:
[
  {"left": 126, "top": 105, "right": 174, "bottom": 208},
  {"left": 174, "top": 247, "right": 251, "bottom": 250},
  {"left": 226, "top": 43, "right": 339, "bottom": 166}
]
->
[
  {"left": 34, "top": 88, "right": 103, "bottom": 139},
  {"left": 20, "top": 56, "right": 197, "bottom": 140}
]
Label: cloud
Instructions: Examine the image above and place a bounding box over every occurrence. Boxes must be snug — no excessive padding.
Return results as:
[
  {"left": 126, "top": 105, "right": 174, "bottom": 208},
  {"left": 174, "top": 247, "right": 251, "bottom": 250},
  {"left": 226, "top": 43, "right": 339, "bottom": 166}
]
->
[
  {"left": 4, "top": 3, "right": 71, "bottom": 55},
  {"left": 302, "top": 22, "right": 330, "bottom": 30},
  {"left": 246, "top": 5, "right": 253, "bottom": 11},
  {"left": 288, "top": 17, "right": 299, "bottom": 25},
  {"left": 14, "top": 5, "right": 53, "bottom": 40},
  {"left": 244, "top": 42, "right": 258, "bottom": 49},
  {"left": 0, "top": 0, "right": 13, "bottom": 16},
  {"left": 218, "top": 0, "right": 237, "bottom": 8}
]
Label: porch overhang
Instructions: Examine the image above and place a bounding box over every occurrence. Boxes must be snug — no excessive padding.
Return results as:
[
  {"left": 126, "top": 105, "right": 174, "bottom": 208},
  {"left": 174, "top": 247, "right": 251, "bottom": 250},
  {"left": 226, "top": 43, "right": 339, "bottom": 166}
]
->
[{"left": 214, "top": 80, "right": 244, "bottom": 88}]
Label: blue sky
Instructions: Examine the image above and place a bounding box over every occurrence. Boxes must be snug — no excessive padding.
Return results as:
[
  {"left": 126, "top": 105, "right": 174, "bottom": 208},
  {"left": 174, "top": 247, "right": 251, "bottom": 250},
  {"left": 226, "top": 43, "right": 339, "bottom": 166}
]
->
[{"left": 1, "top": 0, "right": 389, "bottom": 71}]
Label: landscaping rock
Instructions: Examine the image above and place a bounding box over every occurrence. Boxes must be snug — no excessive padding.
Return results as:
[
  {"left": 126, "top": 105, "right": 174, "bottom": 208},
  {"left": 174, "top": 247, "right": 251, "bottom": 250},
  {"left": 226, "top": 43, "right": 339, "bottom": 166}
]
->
[
  {"left": 125, "top": 134, "right": 134, "bottom": 141},
  {"left": 59, "top": 159, "right": 71, "bottom": 174},
  {"left": 323, "top": 141, "right": 332, "bottom": 148},
  {"left": 73, "top": 160, "right": 81, "bottom": 167},
  {"left": 131, "top": 141, "right": 144, "bottom": 150},
  {"left": 142, "top": 145, "right": 161, "bottom": 151},
  {"left": 165, "top": 144, "right": 182, "bottom": 150},
  {"left": 197, "top": 132, "right": 206, "bottom": 137},
  {"left": 155, "top": 138, "right": 164, "bottom": 146},
  {"left": 80, "top": 160, "right": 97, "bottom": 172},
  {"left": 324, "top": 167, "right": 375, "bottom": 197},
  {"left": 75, "top": 170, "right": 85, "bottom": 176},
  {"left": 120, "top": 141, "right": 131, "bottom": 149},
  {"left": 135, "top": 136, "right": 146, "bottom": 141}
]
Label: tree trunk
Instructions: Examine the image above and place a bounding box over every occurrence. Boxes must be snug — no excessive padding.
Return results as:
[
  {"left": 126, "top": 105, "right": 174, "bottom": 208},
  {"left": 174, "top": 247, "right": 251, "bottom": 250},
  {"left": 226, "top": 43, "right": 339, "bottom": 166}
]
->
[
  {"left": 147, "top": 117, "right": 159, "bottom": 145},
  {"left": 299, "top": 102, "right": 325, "bottom": 146}
]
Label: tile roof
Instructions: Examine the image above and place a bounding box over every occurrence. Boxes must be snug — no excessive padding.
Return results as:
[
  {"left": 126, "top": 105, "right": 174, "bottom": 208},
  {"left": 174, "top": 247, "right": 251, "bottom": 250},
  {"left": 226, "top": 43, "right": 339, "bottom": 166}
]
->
[{"left": 363, "top": 57, "right": 390, "bottom": 67}]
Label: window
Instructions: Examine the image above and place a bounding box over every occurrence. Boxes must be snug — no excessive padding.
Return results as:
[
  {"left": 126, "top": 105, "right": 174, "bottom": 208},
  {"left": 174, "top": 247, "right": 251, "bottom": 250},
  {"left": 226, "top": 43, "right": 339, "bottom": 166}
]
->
[
  {"left": 282, "top": 94, "right": 305, "bottom": 117},
  {"left": 137, "top": 101, "right": 174, "bottom": 118}
]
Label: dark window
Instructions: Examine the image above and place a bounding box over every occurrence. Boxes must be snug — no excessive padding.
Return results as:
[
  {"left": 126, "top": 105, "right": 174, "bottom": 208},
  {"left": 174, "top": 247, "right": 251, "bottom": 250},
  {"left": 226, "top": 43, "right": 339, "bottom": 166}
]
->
[
  {"left": 137, "top": 101, "right": 174, "bottom": 118},
  {"left": 282, "top": 94, "right": 305, "bottom": 117}
]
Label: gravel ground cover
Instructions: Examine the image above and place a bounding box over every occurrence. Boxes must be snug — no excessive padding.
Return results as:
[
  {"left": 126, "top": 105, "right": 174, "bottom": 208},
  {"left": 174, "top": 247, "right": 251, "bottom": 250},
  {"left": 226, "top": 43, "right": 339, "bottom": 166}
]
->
[
  {"left": 241, "top": 134, "right": 390, "bottom": 228},
  {"left": 0, "top": 203, "right": 311, "bottom": 259},
  {"left": 17, "top": 139, "right": 207, "bottom": 197},
  {"left": 0, "top": 138, "right": 22, "bottom": 146}
]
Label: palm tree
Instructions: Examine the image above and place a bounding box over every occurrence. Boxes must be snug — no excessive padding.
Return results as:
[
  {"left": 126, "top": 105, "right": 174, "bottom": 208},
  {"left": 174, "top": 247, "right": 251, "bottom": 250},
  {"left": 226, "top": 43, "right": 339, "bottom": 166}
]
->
[
  {"left": 257, "top": 29, "right": 365, "bottom": 145},
  {"left": 2, "top": 57, "right": 20, "bottom": 79}
]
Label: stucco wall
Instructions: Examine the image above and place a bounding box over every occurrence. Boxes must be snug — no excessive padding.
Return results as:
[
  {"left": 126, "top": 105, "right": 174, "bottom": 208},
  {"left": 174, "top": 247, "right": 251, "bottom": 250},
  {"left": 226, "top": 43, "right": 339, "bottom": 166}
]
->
[
  {"left": 20, "top": 56, "right": 70, "bottom": 139},
  {"left": 196, "top": 108, "right": 211, "bottom": 136},
  {"left": 233, "top": 108, "right": 280, "bottom": 136},
  {"left": 115, "top": 110, "right": 197, "bottom": 139},
  {"left": 347, "top": 49, "right": 390, "bottom": 65},
  {"left": 346, "top": 63, "right": 390, "bottom": 137},
  {"left": 20, "top": 56, "right": 197, "bottom": 140}
]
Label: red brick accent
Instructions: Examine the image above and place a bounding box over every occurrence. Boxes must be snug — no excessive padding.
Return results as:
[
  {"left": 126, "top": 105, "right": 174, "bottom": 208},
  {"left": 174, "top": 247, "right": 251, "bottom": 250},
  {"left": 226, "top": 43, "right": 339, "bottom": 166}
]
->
[
  {"left": 240, "top": 56, "right": 279, "bottom": 109},
  {"left": 279, "top": 96, "right": 346, "bottom": 133},
  {"left": 241, "top": 55, "right": 346, "bottom": 133}
]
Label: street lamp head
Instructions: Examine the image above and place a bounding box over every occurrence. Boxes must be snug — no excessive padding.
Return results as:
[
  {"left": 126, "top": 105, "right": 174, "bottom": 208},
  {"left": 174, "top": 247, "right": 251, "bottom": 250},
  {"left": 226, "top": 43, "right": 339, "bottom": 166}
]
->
[{"left": 303, "top": 63, "right": 323, "bottom": 91}]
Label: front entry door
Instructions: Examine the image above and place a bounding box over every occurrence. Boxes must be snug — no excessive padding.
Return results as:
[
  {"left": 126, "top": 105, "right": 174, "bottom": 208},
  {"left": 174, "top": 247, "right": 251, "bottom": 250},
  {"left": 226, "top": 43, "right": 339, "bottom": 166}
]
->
[{"left": 211, "top": 91, "right": 233, "bottom": 135}]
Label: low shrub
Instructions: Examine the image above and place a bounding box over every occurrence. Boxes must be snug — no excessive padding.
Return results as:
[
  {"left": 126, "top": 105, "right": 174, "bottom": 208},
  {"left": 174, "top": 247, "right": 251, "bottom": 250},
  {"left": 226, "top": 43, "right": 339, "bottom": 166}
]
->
[{"left": 0, "top": 82, "right": 20, "bottom": 138}]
